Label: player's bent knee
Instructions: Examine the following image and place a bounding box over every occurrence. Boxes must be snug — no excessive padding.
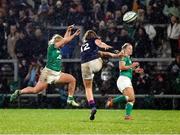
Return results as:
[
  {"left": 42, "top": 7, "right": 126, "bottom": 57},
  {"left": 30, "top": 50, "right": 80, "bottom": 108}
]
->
[
  {"left": 32, "top": 88, "right": 40, "bottom": 94},
  {"left": 128, "top": 96, "right": 135, "bottom": 102},
  {"left": 132, "top": 98, "right": 135, "bottom": 103},
  {"left": 71, "top": 76, "right": 76, "bottom": 83}
]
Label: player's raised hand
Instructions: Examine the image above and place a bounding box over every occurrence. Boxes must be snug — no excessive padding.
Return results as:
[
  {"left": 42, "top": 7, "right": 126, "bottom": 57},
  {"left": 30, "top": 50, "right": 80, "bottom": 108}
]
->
[
  {"left": 131, "top": 62, "right": 139, "bottom": 68},
  {"left": 112, "top": 50, "right": 120, "bottom": 54},
  {"left": 118, "top": 50, "right": 125, "bottom": 57},
  {"left": 67, "top": 24, "right": 75, "bottom": 30},
  {"left": 74, "top": 29, "right": 80, "bottom": 36},
  {"left": 64, "top": 25, "right": 75, "bottom": 38}
]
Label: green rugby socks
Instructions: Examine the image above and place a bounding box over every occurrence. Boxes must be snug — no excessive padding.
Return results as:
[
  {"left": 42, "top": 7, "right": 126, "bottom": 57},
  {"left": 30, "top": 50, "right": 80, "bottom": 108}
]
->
[
  {"left": 125, "top": 102, "right": 134, "bottom": 116},
  {"left": 67, "top": 95, "right": 74, "bottom": 101},
  {"left": 112, "top": 95, "right": 128, "bottom": 104}
]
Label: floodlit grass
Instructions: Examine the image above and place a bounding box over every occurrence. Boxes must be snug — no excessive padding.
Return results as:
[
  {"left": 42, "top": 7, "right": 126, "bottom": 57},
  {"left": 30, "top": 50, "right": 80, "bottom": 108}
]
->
[{"left": 0, "top": 109, "right": 179, "bottom": 134}]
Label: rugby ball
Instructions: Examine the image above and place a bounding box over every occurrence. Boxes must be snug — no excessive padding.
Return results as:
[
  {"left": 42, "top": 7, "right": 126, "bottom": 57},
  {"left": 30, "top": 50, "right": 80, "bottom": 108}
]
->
[{"left": 123, "top": 11, "right": 137, "bottom": 23}]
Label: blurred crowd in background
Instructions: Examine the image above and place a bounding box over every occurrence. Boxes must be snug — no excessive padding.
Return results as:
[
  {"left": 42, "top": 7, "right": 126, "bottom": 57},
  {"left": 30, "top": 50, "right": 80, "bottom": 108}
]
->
[{"left": 0, "top": 0, "right": 179, "bottom": 96}]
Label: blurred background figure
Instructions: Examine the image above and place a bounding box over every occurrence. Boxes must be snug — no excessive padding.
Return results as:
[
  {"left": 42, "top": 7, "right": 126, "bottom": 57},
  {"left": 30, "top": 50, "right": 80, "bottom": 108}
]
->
[
  {"left": 7, "top": 25, "right": 19, "bottom": 59},
  {"left": 24, "top": 59, "right": 41, "bottom": 87},
  {"left": 167, "top": 53, "right": 180, "bottom": 94},
  {"left": 167, "top": 15, "right": 180, "bottom": 57},
  {"left": 0, "top": 0, "right": 179, "bottom": 110}
]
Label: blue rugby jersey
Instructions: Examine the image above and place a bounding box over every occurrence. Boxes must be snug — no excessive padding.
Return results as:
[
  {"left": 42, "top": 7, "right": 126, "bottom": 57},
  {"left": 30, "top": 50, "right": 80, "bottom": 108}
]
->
[{"left": 80, "top": 38, "right": 100, "bottom": 63}]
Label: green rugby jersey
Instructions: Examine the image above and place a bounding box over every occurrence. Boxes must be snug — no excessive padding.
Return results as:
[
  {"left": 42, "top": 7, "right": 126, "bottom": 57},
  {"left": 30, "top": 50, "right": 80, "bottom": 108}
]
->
[
  {"left": 46, "top": 44, "right": 62, "bottom": 71},
  {"left": 120, "top": 56, "right": 133, "bottom": 80}
]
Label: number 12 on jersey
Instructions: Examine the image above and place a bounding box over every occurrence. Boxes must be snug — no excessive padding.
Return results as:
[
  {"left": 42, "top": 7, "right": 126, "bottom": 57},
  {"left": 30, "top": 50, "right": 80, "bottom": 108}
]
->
[{"left": 81, "top": 43, "right": 90, "bottom": 52}]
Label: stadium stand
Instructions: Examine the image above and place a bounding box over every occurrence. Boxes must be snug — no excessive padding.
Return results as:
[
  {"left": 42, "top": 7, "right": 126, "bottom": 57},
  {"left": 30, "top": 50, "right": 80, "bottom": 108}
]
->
[{"left": 0, "top": 0, "right": 179, "bottom": 108}]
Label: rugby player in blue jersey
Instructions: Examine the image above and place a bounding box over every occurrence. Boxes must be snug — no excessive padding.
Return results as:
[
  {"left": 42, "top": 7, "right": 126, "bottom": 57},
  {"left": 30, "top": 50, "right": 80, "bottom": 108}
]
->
[{"left": 80, "top": 30, "right": 123, "bottom": 120}]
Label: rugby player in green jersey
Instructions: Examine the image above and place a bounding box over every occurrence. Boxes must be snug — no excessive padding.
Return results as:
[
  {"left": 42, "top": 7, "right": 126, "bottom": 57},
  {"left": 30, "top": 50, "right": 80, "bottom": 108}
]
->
[
  {"left": 106, "top": 43, "right": 144, "bottom": 120},
  {"left": 10, "top": 25, "right": 80, "bottom": 107}
]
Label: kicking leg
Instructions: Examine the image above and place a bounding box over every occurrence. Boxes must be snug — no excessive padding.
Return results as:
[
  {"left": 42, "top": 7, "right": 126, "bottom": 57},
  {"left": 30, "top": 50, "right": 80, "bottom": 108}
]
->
[{"left": 10, "top": 81, "right": 48, "bottom": 102}]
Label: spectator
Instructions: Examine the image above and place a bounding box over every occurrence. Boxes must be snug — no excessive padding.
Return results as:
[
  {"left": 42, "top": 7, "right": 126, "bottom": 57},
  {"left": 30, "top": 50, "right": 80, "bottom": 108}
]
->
[
  {"left": 92, "top": 0, "right": 104, "bottom": 23},
  {"left": 132, "top": 0, "right": 141, "bottom": 12},
  {"left": 167, "top": 53, "right": 180, "bottom": 94},
  {"left": 116, "top": 28, "right": 133, "bottom": 50},
  {"left": 15, "top": 30, "right": 28, "bottom": 60},
  {"left": 134, "top": 27, "right": 151, "bottom": 57},
  {"left": 18, "top": 10, "right": 30, "bottom": 29},
  {"left": 167, "top": 15, "right": 180, "bottom": 57},
  {"left": 144, "top": 20, "right": 156, "bottom": 41},
  {"left": 148, "top": 0, "right": 167, "bottom": 24},
  {"left": 0, "top": 78, "right": 9, "bottom": 94},
  {"left": 121, "top": 5, "right": 128, "bottom": 15},
  {"left": 37, "top": 0, "right": 49, "bottom": 25},
  {"left": 52, "top": 0, "right": 64, "bottom": 25},
  {"left": 151, "top": 73, "right": 167, "bottom": 94},
  {"left": 105, "top": 24, "right": 118, "bottom": 48},
  {"left": 163, "top": 0, "right": 180, "bottom": 18},
  {"left": 104, "top": 11, "right": 114, "bottom": 23},
  {"left": 30, "top": 28, "right": 47, "bottom": 58},
  {"left": 7, "top": 25, "right": 19, "bottom": 59},
  {"left": 66, "top": 3, "right": 84, "bottom": 25},
  {"left": 18, "top": 59, "right": 29, "bottom": 88},
  {"left": 7, "top": 9, "right": 17, "bottom": 26},
  {"left": 0, "top": 16, "right": 6, "bottom": 58},
  {"left": 137, "top": 8, "right": 145, "bottom": 23},
  {"left": 143, "top": 20, "right": 157, "bottom": 57},
  {"left": 38, "top": 0, "right": 49, "bottom": 15},
  {"left": 114, "top": 10, "right": 123, "bottom": 25},
  {"left": 24, "top": 59, "right": 41, "bottom": 87},
  {"left": 145, "top": 5, "right": 155, "bottom": 24},
  {"left": 106, "top": 0, "right": 116, "bottom": 13}
]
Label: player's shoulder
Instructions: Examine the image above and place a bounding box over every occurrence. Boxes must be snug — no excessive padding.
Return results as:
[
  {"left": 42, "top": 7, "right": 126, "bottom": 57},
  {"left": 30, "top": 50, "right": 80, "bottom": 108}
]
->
[
  {"left": 86, "top": 38, "right": 99, "bottom": 46},
  {"left": 48, "top": 43, "right": 57, "bottom": 49},
  {"left": 120, "top": 56, "right": 128, "bottom": 61},
  {"left": 90, "top": 38, "right": 99, "bottom": 42}
]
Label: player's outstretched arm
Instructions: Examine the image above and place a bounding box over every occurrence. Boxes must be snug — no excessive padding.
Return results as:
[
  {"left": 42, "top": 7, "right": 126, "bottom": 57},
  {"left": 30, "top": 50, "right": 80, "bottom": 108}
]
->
[
  {"left": 98, "top": 50, "right": 124, "bottom": 58},
  {"left": 55, "top": 29, "right": 80, "bottom": 48},
  {"left": 95, "top": 39, "right": 112, "bottom": 50},
  {"left": 98, "top": 51, "right": 116, "bottom": 58},
  {"left": 64, "top": 25, "right": 74, "bottom": 38}
]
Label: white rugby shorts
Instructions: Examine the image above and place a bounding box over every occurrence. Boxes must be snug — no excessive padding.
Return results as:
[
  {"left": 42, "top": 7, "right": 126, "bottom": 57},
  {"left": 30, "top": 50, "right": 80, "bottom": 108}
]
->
[
  {"left": 117, "top": 76, "right": 133, "bottom": 93},
  {"left": 81, "top": 58, "right": 103, "bottom": 79},
  {"left": 39, "top": 67, "right": 61, "bottom": 84}
]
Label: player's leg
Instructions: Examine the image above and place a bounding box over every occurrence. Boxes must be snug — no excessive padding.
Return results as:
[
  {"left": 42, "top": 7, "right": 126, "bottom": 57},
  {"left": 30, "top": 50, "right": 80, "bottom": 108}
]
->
[
  {"left": 55, "top": 72, "right": 79, "bottom": 107},
  {"left": 83, "top": 79, "right": 97, "bottom": 120},
  {"left": 105, "top": 93, "right": 129, "bottom": 108},
  {"left": 106, "top": 76, "right": 129, "bottom": 108},
  {"left": 123, "top": 87, "right": 135, "bottom": 120},
  {"left": 81, "top": 59, "right": 102, "bottom": 120},
  {"left": 10, "top": 81, "right": 48, "bottom": 102}
]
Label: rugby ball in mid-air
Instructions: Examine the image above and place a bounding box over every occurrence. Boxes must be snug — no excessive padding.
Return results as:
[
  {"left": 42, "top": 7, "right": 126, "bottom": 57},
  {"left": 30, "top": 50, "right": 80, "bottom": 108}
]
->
[{"left": 123, "top": 11, "right": 138, "bottom": 23}]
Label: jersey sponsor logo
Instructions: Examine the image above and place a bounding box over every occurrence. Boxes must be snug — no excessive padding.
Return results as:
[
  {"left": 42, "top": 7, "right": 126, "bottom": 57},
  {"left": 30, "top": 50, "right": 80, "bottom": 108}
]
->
[
  {"left": 81, "top": 43, "right": 90, "bottom": 52},
  {"left": 57, "top": 54, "right": 62, "bottom": 59}
]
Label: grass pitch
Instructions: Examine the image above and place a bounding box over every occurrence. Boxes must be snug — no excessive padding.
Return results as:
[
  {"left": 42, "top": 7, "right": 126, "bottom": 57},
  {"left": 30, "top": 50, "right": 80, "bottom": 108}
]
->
[{"left": 0, "top": 109, "right": 179, "bottom": 134}]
